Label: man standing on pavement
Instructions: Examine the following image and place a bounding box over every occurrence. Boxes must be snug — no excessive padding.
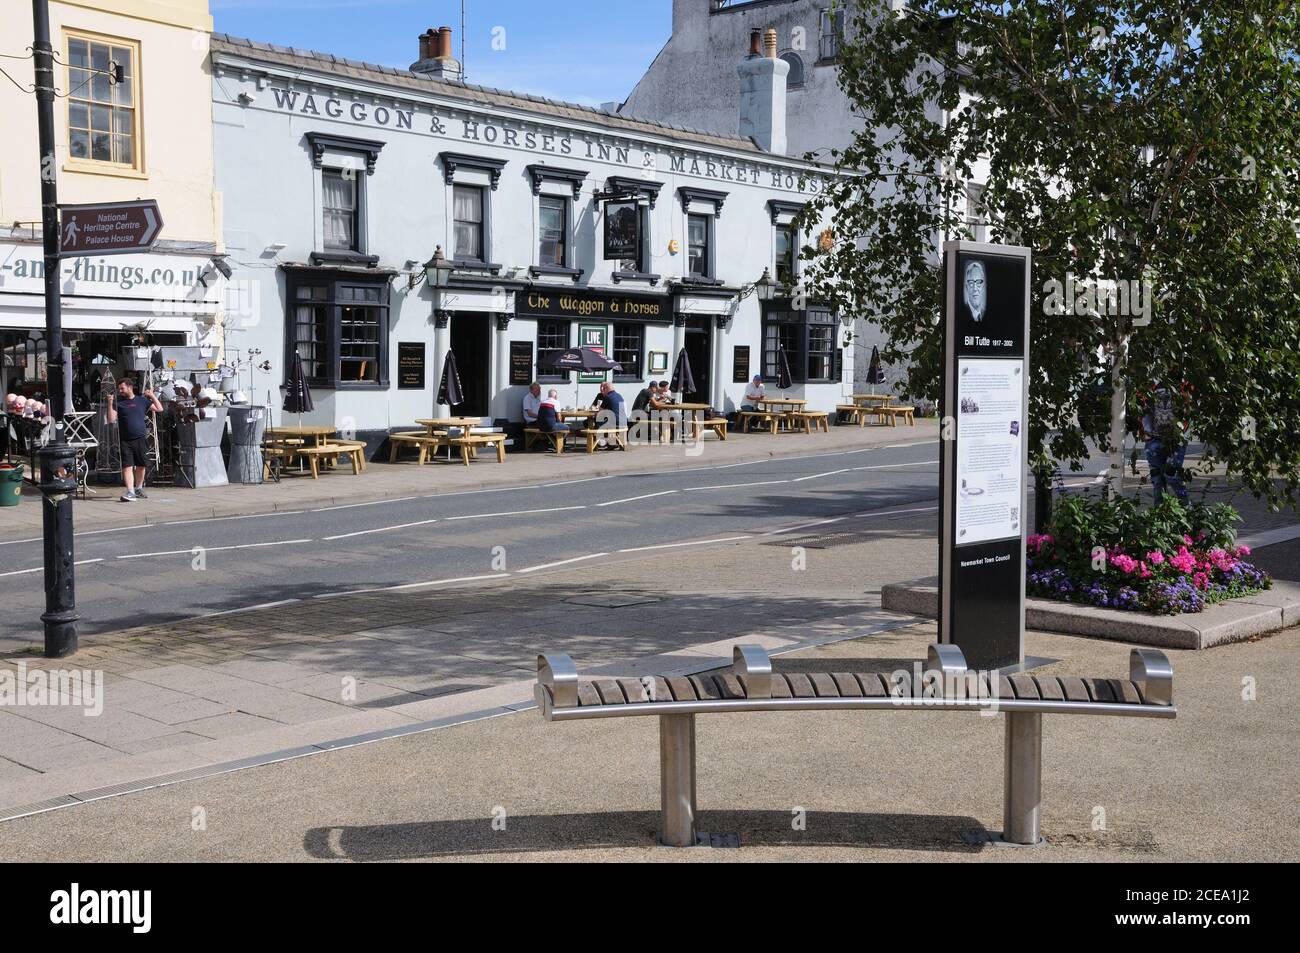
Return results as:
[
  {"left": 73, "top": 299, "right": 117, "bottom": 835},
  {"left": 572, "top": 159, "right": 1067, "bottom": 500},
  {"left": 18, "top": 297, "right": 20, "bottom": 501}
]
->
[{"left": 106, "top": 378, "right": 162, "bottom": 502}]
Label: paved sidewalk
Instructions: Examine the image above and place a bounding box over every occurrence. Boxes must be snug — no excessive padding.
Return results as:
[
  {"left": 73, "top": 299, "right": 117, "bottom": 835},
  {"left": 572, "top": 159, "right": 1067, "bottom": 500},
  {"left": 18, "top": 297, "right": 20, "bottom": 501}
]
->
[
  {"left": 0, "top": 513, "right": 937, "bottom": 815},
  {"left": 0, "top": 420, "right": 938, "bottom": 541},
  {"left": 7, "top": 620, "right": 1296, "bottom": 862}
]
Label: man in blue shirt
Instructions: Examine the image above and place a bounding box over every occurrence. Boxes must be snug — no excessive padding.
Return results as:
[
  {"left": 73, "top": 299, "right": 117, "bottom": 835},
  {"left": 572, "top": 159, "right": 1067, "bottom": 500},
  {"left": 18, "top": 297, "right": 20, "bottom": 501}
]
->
[
  {"left": 591, "top": 382, "right": 626, "bottom": 449},
  {"left": 106, "top": 378, "right": 162, "bottom": 502}
]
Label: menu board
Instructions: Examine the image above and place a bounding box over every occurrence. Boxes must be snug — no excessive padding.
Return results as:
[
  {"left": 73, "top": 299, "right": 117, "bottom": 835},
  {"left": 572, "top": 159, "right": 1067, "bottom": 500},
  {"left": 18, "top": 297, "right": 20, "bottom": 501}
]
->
[
  {"left": 397, "top": 342, "right": 424, "bottom": 390},
  {"left": 732, "top": 346, "right": 751, "bottom": 384},
  {"left": 510, "top": 341, "right": 533, "bottom": 386},
  {"left": 954, "top": 358, "right": 1024, "bottom": 545}
]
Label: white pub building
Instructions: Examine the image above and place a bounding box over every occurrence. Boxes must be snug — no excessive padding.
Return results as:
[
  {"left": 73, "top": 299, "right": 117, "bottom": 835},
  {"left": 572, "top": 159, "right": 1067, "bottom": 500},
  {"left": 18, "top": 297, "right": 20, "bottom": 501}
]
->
[{"left": 210, "top": 25, "right": 849, "bottom": 451}]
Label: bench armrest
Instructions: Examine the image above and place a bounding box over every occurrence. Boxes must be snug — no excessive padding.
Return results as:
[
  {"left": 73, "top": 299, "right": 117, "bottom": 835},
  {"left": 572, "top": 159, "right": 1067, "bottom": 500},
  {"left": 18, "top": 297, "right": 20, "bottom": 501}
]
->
[
  {"left": 1130, "top": 648, "right": 1174, "bottom": 706},
  {"left": 732, "top": 645, "right": 771, "bottom": 698},
  {"left": 927, "top": 643, "right": 969, "bottom": 680},
  {"left": 537, "top": 653, "right": 578, "bottom": 709}
]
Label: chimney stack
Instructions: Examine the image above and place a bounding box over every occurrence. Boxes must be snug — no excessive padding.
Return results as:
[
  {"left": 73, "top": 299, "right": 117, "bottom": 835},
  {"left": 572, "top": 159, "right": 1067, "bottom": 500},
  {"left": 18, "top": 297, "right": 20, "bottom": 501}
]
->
[
  {"left": 737, "top": 26, "right": 789, "bottom": 154},
  {"left": 411, "top": 25, "right": 462, "bottom": 82}
]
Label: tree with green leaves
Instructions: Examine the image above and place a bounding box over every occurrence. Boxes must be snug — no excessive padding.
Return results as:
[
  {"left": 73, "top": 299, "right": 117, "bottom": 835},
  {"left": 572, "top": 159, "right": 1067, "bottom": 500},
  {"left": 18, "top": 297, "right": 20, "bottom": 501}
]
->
[{"left": 798, "top": 0, "right": 1300, "bottom": 517}]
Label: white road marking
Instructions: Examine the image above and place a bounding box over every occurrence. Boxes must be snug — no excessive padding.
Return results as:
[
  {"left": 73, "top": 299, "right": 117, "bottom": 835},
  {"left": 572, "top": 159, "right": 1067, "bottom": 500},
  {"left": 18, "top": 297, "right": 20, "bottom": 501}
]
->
[
  {"left": 596, "top": 490, "right": 677, "bottom": 507},
  {"left": 852, "top": 460, "right": 937, "bottom": 471},
  {"left": 619, "top": 535, "right": 751, "bottom": 554},
  {"left": 0, "top": 557, "right": 103, "bottom": 578},
  {"left": 311, "top": 497, "right": 419, "bottom": 512},
  {"left": 685, "top": 480, "right": 790, "bottom": 491},
  {"left": 202, "top": 599, "right": 302, "bottom": 619},
  {"left": 117, "top": 539, "right": 313, "bottom": 559},
  {"left": 323, "top": 519, "right": 439, "bottom": 541},
  {"left": 517, "top": 553, "right": 609, "bottom": 574},
  {"left": 165, "top": 511, "right": 306, "bottom": 527},
  {"left": 378, "top": 573, "right": 511, "bottom": 592},
  {"left": 792, "top": 468, "right": 853, "bottom": 482},
  {"left": 443, "top": 505, "right": 587, "bottom": 521}
]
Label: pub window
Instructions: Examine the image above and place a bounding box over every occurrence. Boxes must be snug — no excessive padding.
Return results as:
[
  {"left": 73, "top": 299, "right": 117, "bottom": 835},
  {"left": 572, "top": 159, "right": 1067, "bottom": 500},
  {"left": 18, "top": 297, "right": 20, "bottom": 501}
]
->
[
  {"left": 286, "top": 274, "right": 391, "bottom": 388},
  {"left": 612, "top": 323, "right": 643, "bottom": 382},
  {"left": 66, "top": 33, "right": 140, "bottom": 170},
  {"left": 762, "top": 307, "right": 839, "bottom": 384},
  {"left": 322, "top": 170, "right": 359, "bottom": 252},
  {"left": 539, "top": 195, "right": 568, "bottom": 267},
  {"left": 537, "top": 319, "right": 570, "bottom": 382},
  {"left": 966, "top": 182, "right": 988, "bottom": 243},
  {"left": 619, "top": 205, "right": 649, "bottom": 274},
  {"left": 687, "top": 214, "right": 711, "bottom": 279},
  {"left": 453, "top": 184, "right": 486, "bottom": 262},
  {"left": 775, "top": 224, "right": 798, "bottom": 289}
]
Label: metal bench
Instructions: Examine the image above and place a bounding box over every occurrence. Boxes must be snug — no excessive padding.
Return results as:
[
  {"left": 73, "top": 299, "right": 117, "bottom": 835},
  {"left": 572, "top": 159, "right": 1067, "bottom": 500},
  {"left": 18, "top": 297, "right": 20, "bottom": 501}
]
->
[{"left": 535, "top": 643, "right": 1176, "bottom": 848}]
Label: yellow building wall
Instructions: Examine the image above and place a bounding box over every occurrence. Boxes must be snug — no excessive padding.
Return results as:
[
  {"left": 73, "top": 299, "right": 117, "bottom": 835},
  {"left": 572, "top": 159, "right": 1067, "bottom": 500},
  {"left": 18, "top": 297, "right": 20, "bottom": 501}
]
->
[{"left": 0, "top": 0, "right": 219, "bottom": 249}]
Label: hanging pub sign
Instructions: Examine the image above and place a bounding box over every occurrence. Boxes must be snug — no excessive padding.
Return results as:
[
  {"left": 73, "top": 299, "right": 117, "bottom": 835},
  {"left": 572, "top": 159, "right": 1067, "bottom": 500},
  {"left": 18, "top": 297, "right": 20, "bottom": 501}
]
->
[
  {"left": 509, "top": 341, "right": 533, "bottom": 386},
  {"left": 397, "top": 342, "right": 425, "bottom": 390},
  {"left": 939, "top": 240, "right": 1032, "bottom": 671},
  {"left": 604, "top": 201, "right": 640, "bottom": 260}
]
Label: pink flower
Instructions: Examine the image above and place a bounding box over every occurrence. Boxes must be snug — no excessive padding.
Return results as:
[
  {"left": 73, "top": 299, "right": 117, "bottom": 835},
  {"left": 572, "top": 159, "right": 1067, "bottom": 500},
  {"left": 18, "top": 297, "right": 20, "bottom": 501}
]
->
[
  {"left": 1111, "top": 554, "right": 1140, "bottom": 574},
  {"left": 1192, "top": 572, "right": 1210, "bottom": 590},
  {"left": 1169, "top": 550, "right": 1197, "bottom": 574},
  {"left": 1147, "top": 551, "right": 1165, "bottom": 565},
  {"left": 1183, "top": 535, "right": 1194, "bottom": 545},
  {"left": 1237, "top": 545, "right": 1252, "bottom": 557}
]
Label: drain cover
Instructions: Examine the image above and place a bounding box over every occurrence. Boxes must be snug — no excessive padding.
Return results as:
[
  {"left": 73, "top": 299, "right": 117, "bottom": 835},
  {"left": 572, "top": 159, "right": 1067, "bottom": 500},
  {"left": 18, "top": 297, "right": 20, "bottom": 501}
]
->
[{"left": 564, "top": 593, "right": 662, "bottom": 608}]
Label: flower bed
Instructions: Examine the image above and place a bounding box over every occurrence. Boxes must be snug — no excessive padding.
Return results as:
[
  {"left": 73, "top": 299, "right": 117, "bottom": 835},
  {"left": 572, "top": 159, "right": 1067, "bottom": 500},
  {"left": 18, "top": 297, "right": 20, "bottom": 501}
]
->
[{"left": 1026, "top": 495, "right": 1271, "bottom": 615}]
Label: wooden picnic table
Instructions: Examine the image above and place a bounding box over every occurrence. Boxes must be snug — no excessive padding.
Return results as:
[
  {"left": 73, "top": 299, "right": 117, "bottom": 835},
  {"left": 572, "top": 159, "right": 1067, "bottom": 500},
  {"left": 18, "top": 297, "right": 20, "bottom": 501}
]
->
[
  {"left": 755, "top": 398, "right": 807, "bottom": 411},
  {"left": 265, "top": 425, "right": 335, "bottom": 447},
  {"left": 851, "top": 394, "right": 894, "bottom": 406},
  {"left": 665, "top": 402, "right": 713, "bottom": 441},
  {"left": 416, "top": 417, "right": 483, "bottom": 435}
]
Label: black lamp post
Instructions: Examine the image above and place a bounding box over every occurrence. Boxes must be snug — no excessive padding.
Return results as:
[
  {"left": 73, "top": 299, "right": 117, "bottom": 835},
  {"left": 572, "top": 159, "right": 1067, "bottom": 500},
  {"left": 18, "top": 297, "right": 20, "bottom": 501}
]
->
[{"left": 32, "top": 0, "right": 79, "bottom": 657}]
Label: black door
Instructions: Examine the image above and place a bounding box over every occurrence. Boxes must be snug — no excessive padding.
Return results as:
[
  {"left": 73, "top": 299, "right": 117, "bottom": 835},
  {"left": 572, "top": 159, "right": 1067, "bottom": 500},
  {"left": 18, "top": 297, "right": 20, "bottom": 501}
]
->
[
  {"left": 684, "top": 318, "right": 711, "bottom": 405},
  {"left": 449, "top": 313, "right": 491, "bottom": 417}
]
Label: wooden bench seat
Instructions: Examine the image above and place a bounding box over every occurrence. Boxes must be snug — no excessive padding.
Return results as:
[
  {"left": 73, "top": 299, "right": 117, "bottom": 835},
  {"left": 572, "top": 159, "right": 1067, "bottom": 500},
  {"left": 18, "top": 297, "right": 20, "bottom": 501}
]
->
[
  {"left": 447, "top": 432, "right": 507, "bottom": 466},
  {"left": 737, "top": 410, "right": 783, "bottom": 435},
  {"left": 583, "top": 428, "right": 628, "bottom": 453},
  {"left": 388, "top": 432, "right": 446, "bottom": 465},
  {"left": 536, "top": 643, "right": 1176, "bottom": 848},
  {"left": 878, "top": 406, "right": 916, "bottom": 427},
  {"left": 788, "top": 410, "right": 830, "bottom": 434},
  {"left": 293, "top": 442, "right": 364, "bottom": 478},
  {"left": 525, "top": 428, "right": 570, "bottom": 454},
  {"left": 836, "top": 404, "right": 868, "bottom": 426}
]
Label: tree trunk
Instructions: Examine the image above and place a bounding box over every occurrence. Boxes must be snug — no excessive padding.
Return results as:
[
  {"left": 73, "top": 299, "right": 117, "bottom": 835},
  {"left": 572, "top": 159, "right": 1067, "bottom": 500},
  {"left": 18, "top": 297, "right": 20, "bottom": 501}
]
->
[
  {"left": 1107, "top": 332, "right": 1129, "bottom": 499},
  {"left": 1034, "top": 467, "right": 1053, "bottom": 533}
]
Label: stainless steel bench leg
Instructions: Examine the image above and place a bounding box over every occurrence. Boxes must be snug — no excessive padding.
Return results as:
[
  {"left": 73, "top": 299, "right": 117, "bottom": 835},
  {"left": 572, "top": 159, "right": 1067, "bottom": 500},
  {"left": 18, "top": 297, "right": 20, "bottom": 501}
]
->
[
  {"left": 1002, "top": 712, "right": 1044, "bottom": 846},
  {"left": 659, "top": 713, "right": 697, "bottom": 847}
]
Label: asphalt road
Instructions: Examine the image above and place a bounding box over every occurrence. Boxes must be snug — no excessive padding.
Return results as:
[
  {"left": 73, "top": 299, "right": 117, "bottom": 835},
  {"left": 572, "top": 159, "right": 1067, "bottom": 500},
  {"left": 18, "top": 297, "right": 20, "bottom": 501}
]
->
[{"left": 0, "top": 440, "right": 941, "bottom": 647}]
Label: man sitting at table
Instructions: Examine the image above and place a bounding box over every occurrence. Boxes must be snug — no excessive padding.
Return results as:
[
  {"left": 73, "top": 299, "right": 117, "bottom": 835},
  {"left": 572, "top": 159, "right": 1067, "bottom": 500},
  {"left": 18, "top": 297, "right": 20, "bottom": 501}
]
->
[
  {"left": 632, "top": 381, "right": 658, "bottom": 414},
  {"left": 656, "top": 381, "right": 675, "bottom": 406},
  {"left": 522, "top": 382, "right": 543, "bottom": 426},
  {"left": 536, "top": 389, "right": 584, "bottom": 446},
  {"left": 591, "top": 382, "right": 626, "bottom": 448},
  {"left": 742, "top": 375, "right": 766, "bottom": 411}
]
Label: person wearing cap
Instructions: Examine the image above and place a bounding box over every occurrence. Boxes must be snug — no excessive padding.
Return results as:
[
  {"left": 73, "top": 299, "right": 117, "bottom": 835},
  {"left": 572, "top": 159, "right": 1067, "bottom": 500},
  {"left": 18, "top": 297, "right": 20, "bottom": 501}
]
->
[{"left": 742, "top": 375, "right": 766, "bottom": 411}]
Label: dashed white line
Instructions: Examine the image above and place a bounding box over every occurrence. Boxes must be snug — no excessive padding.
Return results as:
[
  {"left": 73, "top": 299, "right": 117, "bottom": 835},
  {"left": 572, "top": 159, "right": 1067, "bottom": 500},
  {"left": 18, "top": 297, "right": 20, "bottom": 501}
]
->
[
  {"left": 378, "top": 573, "right": 511, "bottom": 592},
  {"left": 517, "top": 553, "right": 609, "bottom": 574},
  {"left": 323, "top": 519, "right": 438, "bottom": 541},
  {"left": 202, "top": 599, "right": 302, "bottom": 619},
  {"left": 596, "top": 490, "right": 677, "bottom": 507},
  {"left": 116, "top": 539, "right": 313, "bottom": 559},
  {"left": 443, "top": 505, "right": 587, "bottom": 521},
  {"left": 792, "top": 468, "right": 853, "bottom": 482},
  {"left": 619, "top": 535, "right": 752, "bottom": 554},
  {"left": 165, "top": 511, "right": 306, "bottom": 527}
]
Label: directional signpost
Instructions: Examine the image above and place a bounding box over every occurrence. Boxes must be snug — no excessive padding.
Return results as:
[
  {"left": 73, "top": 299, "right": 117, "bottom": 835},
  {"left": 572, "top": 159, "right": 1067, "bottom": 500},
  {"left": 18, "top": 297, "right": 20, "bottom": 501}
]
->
[{"left": 58, "top": 199, "right": 163, "bottom": 258}]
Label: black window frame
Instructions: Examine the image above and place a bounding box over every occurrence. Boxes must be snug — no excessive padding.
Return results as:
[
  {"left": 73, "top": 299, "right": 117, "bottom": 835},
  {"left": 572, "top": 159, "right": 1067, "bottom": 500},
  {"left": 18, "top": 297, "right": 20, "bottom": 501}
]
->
[
  {"left": 321, "top": 168, "right": 361, "bottom": 254},
  {"left": 284, "top": 269, "right": 392, "bottom": 390},
  {"left": 538, "top": 193, "right": 569, "bottom": 268},
  {"left": 611, "top": 322, "right": 644, "bottom": 384},
  {"left": 761, "top": 303, "right": 841, "bottom": 385},
  {"left": 775, "top": 223, "right": 798, "bottom": 289},
  {"left": 537, "top": 319, "right": 570, "bottom": 384},
  {"left": 687, "top": 213, "right": 712, "bottom": 279},
  {"left": 452, "top": 183, "right": 488, "bottom": 265}
]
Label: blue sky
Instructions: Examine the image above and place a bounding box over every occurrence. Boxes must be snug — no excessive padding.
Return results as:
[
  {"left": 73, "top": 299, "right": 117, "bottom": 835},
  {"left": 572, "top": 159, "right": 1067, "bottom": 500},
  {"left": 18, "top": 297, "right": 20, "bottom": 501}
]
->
[{"left": 210, "top": 0, "right": 672, "bottom": 107}]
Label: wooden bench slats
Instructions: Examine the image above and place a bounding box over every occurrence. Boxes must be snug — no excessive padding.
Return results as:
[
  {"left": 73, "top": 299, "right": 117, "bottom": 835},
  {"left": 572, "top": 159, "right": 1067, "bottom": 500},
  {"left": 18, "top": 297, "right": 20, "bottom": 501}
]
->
[
  {"left": 1033, "top": 676, "right": 1066, "bottom": 701},
  {"left": 665, "top": 676, "right": 698, "bottom": 702},
  {"left": 592, "top": 678, "right": 627, "bottom": 705},
  {"left": 1058, "top": 676, "right": 1091, "bottom": 702},
  {"left": 1008, "top": 674, "right": 1040, "bottom": 700},
  {"left": 1083, "top": 677, "right": 1117, "bottom": 703},
  {"left": 785, "top": 673, "right": 817, "bottom": 698},
  {"left": 855, "top": 673, "right": 889, "bottom": 697},
  {"left": 568, "top": 672, "right": 1159, "bottom": 708},
  {"left": 809, "top": 673, "right": 840, "bottom": 697},
  {"left": 831, "top": 673, "right": 864, "bottom": 697}
]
